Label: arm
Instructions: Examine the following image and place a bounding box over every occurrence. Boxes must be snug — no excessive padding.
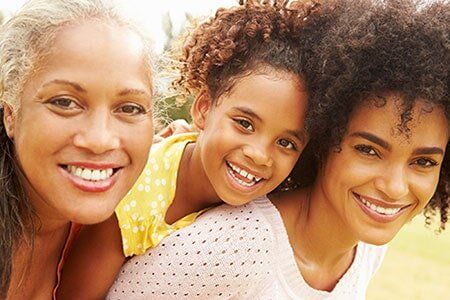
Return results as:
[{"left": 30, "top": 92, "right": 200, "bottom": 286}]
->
[
  {"left": 57, "top": 215, "right": 125, "bottom": 300},
  {"left": 153, "top": 119, "right": 197, "bottom": 143}
]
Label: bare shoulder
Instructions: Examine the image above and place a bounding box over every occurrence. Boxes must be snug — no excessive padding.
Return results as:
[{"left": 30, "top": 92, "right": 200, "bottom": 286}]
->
[{"left": 268, "top": 189, "right": 304, "bottom": 225}]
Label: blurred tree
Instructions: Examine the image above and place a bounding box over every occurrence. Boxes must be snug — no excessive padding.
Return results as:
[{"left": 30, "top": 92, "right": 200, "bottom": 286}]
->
[{"left": 158, "top": 11, "right": 194, "bottom": 126}]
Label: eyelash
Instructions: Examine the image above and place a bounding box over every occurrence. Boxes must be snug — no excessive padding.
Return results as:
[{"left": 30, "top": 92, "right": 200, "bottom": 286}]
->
[
  {"left": 355, "top": 145, "right": 439, "bottom": 168},
  {"left": 412, "top": 157, "right": 438, "bottom": 168},
  {"left": 233, "top": 118, "right": 297, "bottom": 150},
  {"left": 114, "top": 103, "right": 147, "bottom": 116},
  {"left": 354, "top": 144, "right": 379, "bottom": 157},
  {"left": 277, "top": 139, "right": 297, "bottom": 150},
  {"left": 47, "top": 97, "right": 80, "bottom": 110},
  {"left": 234, "top": 118, "right": 254, "bottom": 132}
]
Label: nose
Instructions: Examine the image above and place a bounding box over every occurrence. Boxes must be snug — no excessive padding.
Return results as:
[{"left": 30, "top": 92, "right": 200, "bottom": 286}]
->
[
  {"left": 242, "top": 142, "right": 273, "bottom": 167},
  {"left": 374, "top": 164, "right": 409, "bottom": 200},
  {"left": 73, "top": 109, "right": 120, "bottom": 154}
]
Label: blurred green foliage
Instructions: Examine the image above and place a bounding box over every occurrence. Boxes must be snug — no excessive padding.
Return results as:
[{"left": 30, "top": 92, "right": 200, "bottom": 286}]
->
[
  {"left": 156, "top": 95, "right": 193, "bottom": 127},
  {"left": 158, "top": 11, "right": 195, "bottom": 125}
]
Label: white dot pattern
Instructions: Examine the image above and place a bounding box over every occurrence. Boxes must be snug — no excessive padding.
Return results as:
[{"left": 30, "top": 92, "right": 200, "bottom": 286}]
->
[
  {"left": 108, "top": 197, "right": 387, "bottom": 300},
  {"left": 114, "top": 133, "right": 203, "bottom": 257}
]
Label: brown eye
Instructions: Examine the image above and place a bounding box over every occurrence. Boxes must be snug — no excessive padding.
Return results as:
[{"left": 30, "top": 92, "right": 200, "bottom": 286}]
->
[
  {"left": 234, "top": 118, "right": 254, "bottom": 132},
  {"left": 115, "top": 104, "right": 146, "bottom": 116},
  {"left": 355, "top": 144, "right": 378, "bottom": 157},
  {"left": 277, "top": 139, "right": 296, "bottom": 150},
  {"left": 48, "top": 97, "right": 80, "bottom": 110},
  {"left": 413, "top": 157, "right": 438, "bottom": 168}
]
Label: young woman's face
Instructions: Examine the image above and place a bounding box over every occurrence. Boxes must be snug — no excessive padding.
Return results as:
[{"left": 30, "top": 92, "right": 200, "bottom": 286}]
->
[
  {"left": 4, "top": 21, "right": 154, "bottom": 224},
  {"left": 194, "top": 71, "right": 308, "bottom": 205},
  {"left": 319, "top": 95, "right": 448, "bottom": 245}
]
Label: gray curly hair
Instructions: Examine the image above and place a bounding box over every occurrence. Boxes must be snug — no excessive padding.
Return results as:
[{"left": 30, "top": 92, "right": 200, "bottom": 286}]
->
[
  {"left": 0, "top": 0, "right": 156, "bottom": 296},
  {"left": 0, "top": 0, "right": 155, "bottom": 113}
]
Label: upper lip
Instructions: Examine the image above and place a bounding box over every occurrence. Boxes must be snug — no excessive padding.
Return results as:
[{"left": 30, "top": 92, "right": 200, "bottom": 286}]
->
[
  {"left": 353, "top": 192, "right": 411, "bottom": 209},
  {"left": 61, "top": 162, "right": 123, "bottom": 169}
]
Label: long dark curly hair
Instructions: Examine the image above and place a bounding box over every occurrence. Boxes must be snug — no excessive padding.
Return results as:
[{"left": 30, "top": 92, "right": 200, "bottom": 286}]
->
[
  {"left": 174, "top": 0, "right": 322, "bottom": 102},
  {"left": 291, "top": 0, "right": 449, "bottom": 231}
]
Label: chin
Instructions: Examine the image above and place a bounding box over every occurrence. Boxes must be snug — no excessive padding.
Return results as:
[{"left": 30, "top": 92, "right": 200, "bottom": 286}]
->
[
  {"left": 359, "top": 230, "right": 396, "bottom": 246},
  {"left": 68, "top": 204, "right": 116, "bottom": 225},
  {"left": 222, "top": 197, "right": 253, "bottom": 207}
]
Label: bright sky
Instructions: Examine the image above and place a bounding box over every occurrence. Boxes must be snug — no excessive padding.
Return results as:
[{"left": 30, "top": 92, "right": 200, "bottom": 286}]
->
[{"left": 0, "top": 0, "right": 237, "bottom": 52}]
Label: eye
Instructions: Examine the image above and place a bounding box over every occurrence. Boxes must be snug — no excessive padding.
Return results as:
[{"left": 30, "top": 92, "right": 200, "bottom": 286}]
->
[
  {"left": 354, "top": 144, "right": 379, "bottom": 157},
  {"left": 412, "top": 157, "right": 438, "bottom": 168},
  {"left": 114, "top": 103, "right": 147, "bottom": 116},
  {"left": 47, "top": 97, "right": 81, "bottom": 110},
  {"left": 234, "top": 118, "right": 254, "bottom": 132},
  {"left": 277, "top": 138, "right": 297, "bottom": 150}
]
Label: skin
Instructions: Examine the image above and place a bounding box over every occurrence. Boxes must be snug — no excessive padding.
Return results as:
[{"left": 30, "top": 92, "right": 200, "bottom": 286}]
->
[
  {"left": 272, "top": 95, "right": 448, "bottom": 291},
  {"left": 3, "top": 21, "right": 154, "bottom": 299},
  {"left": 176, "top": 70, "right": 308, "bottom": 216},
  {"left": 59, "top": 69, "right": 309, "bottom": 299}
]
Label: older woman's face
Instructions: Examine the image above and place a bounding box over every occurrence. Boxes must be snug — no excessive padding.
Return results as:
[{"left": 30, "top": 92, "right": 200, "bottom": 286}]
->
[{"left": 3, "top": 21, "right": 154, "bottom": 224}]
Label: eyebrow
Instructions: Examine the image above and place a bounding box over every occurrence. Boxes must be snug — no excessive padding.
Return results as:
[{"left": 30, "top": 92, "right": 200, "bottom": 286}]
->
[
  {"left": 233, "top": 106, "right": 262, "bottom": 122},
  {"left": 117, "top": 88, "right": 151, "bottom": 98},
  {"left": 42, "top": 79, "right": 86, "bottom": 93},
  {"left": 233, "top": 106, "right": 307, "bottom": 144},
  {"left": 349, "top": 131, "right": 391, "bottom": 150},
  {"left": 412, "top": 147, "right": 444, "bottom": 156},
  {"left": 350, "top": 131, "right": 444, "bottom": 155}
]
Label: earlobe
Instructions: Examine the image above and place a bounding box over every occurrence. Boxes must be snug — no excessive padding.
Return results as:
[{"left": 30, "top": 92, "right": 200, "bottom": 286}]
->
[
  {"left": 191, "top": 90, "right": 212, "bottom": 130},
  {"left": 2, "top": 105, "right": 15, "bottom": 139}
]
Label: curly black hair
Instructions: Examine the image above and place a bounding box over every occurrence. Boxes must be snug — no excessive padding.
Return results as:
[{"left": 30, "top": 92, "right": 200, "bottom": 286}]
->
[
  {"left": 291, "top": 0, "right": 449, "bottom": 231},
  {"left": 174, "top": 0, "right": 322, "bottom": 102}
]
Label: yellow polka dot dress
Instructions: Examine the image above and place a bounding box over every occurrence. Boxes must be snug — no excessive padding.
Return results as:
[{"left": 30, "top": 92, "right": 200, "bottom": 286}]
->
[{"left": 115, "top": 133, "right": 203, "bottom": 257}]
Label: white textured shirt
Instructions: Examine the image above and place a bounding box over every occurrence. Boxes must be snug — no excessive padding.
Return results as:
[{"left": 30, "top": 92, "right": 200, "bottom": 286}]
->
[{"left": 108, "top": 196, "right": 387, "bottom": 299}]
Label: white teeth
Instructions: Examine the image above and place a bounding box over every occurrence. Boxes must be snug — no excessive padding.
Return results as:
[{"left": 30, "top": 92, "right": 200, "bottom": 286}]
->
[
  {"left": 228, "top": 169, "right": 256, "bottom": 187},
  {"left": 375, "top": 206, "right": 386, "bottom": 214},
  {"left": 227, "top": 162, "right": 262, "bottom": 184},
  {"left": 359, "top": 196, "right": 401, "bottom": 215},
  {"left": 81, "top": 169, "right": 92, "bottom": 180},
  {"left": 66, "top": 165, "right": 114, "bottom": 182},
  {"left": 91, "top": 170, "right": 101, "bottom": 181}
]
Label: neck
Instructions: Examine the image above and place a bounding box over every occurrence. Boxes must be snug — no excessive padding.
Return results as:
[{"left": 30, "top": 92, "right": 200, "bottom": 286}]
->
[
  {"left": 291, "top": 186, "right": 359, "bottom": 268},
  {"left": 169, "top": 143, "right": 222, "bottom": 221},
  {"left": 24, "top": 182, "right": 71, "bottom": 236}
]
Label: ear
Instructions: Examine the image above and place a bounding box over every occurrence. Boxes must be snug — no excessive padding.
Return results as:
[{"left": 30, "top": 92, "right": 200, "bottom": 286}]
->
[
  {"left": 2, "top": 105, "right": 16, "bottom": 139},
  {"left": 191, "top": 90, "right": 212, "bottom": 130}
]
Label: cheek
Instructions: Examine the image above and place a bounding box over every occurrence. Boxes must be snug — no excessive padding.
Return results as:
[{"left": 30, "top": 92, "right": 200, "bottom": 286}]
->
[
  {"left": 202, "top": 120, "right": 232, "bottom": 150},
  {"left": 323, "top": 152, "right": 377, "bottom": 191},
  {"left": 15, "top": 112, "right": 72, "bottom": 159},
  {"left": 123, "top": 121, "right": 154, "bottom": 160},
  {"left": 275, "top": 153, "right": 300, "bottom": 177},
  {"left": 410, "top": 172, "right": 441, "bottom": 206}
]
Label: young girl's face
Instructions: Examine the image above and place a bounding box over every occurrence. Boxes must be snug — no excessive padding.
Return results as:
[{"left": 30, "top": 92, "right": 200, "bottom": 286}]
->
[
  {"left": 319, "top": 94, "right": 448, "bottom": 245},
  {"left": 194, "top": 71, "right": 308, "bottom": 205},
  {"left": 3, "top": 21, "right": 154, "bottom": 224}
]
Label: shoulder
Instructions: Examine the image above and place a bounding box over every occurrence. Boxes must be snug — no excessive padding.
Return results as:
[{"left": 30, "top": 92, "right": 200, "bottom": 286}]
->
[
  {"left": 356, "top": 242, "right": 388, "bottom": 277},
  {"left": 108, "top": 198, "right": 282, "bottom": 298}
]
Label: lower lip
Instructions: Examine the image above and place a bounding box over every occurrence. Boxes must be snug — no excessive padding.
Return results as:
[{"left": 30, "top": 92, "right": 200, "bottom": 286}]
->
[
  {"left": 59, "top": 166, "right": 120, "bottom": 193},
  {"left": 353, "top": 193, "right": 408, "bottom": 223},
  {"left": 225, "top": 163, "right": 262, "bottom": 194}
]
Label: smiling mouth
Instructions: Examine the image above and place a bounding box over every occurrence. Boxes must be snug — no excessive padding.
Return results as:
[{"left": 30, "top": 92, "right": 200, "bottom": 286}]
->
[
  {"left": 353, "top": 192, "right": 411, "bottom": 217},
  {"left": 61, "top": 165, "right": 120, "bottom": 182},
  {"left": 226, "top": 161, "right": 263, "bottom": 188}
]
